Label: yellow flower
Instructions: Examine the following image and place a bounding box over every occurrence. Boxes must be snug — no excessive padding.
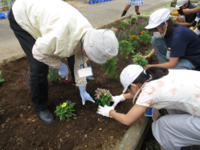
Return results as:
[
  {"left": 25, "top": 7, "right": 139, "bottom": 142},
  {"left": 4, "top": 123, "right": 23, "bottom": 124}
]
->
[
  {"left": 108, "top": 58, "right": 112, "bottom": 61},
  {"left": 125, "top": 41, "right": 129, "bottom": 43},
  {"left": 61, "top": 102, "right": 67, "bottom": 108},
  {"left": 132, "top": 38, "right": 134, "bottom": 40}
]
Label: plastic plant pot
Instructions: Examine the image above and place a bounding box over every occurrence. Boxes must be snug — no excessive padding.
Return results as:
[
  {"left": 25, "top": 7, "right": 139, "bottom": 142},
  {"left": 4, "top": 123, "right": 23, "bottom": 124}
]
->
[
  {"left": 88, "top": 1, "right": 93, "bottom": 4},
  {"left": 93, "top": 0, "right": 97, "bottom": 4},
  {"left": 98, "top": 0, "right": 101, "bottom": 3},
  {"left": 0, "top": 12, "right": 7, "bottom": 20}
]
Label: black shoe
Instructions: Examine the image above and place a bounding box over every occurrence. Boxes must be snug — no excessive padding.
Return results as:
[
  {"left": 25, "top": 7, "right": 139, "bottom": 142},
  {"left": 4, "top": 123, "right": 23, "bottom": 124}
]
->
[
  {"left": 137, "top": 13, "right": 140, "bottom": 15},
  {"left": 86, "top": 76, "right": 95, "bottom": 82},
  {"left": 37, "top": 109, "right": 55, "bottom": 124},
  {"left": 121, "top": 10, "right": 127, "bottom": 17}
]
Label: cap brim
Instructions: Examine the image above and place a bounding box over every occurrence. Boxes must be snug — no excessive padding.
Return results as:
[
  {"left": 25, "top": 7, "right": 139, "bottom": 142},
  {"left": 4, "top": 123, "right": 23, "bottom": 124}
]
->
[
  {"left": 145, "top": 24, "right": 158, "bottom": 29},
  {"left": 122, "top": 86, "right": 128, "bottom": 93}
]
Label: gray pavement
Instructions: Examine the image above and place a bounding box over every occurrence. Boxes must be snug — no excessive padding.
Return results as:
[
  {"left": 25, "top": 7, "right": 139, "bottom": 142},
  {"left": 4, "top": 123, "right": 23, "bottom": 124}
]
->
[{"left": 0, "top": 0, "right": 171, "bottom": 64}]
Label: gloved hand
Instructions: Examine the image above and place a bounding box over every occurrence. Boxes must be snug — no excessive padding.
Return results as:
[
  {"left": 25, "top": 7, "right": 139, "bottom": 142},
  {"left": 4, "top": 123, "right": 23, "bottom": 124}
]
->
[
  {"left": 111, "top": 94, "right": 126, "bottom": 107},
  {"left": 79, "top": 87, "right": 95, "bottom": 105},
  {"left": 58, "top": 62, "right": 69, "bottom": 78},
  {"left": 96, "top": 105, "right": 115, "bottom": 117}
]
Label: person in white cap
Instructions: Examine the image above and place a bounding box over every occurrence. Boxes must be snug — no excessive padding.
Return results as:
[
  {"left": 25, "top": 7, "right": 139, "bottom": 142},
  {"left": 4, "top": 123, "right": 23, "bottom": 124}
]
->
[
  {"left": 144, "top": 8, "right": 200, "bottom": 70},
  {"left": 97, "top": 64, "right": 200, "bottom": 150},
  {"left": 175, "top": 0, "right": 196, "bottom": 27},
  {"left": 8, "top": 0, "right": 118, "bottom": 124}
]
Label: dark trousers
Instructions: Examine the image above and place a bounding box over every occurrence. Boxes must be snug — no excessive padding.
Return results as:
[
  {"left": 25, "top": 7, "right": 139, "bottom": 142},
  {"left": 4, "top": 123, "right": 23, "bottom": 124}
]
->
[{"left": 8, "top": 9, "right": 75, "bottom": 111}]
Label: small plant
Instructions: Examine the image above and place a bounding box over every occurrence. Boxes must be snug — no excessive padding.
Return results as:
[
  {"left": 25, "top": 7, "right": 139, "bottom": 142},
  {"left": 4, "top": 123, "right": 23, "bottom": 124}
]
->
[
  {"left": 3, "top": 5, "right": 9, "bottom": 11},
  {"left": 48, "top": 67, "right": 59, "bottom": 83},
  {"left": 55, "top": 100, "right": 76, "bottom": 121},
  {"left": 132, "top": 53, "right": 148, "bottom": 66},
  {"left": 110, "top": 27, "right": 118, "bottom": 34},
  {"left": 138, "top": 20, "right": 148, "bottom": 33},
  {"left": 0, "top": 104, "right": 4, "bottom": 113},
  {"left": 102, "top": 56, "right": 119, "bottom": 79},
  {"left": 129, "top": 15, "right": 138, "bottom": 24},
  {"left": 129, "top": 35, "right": 139, "bottom": 54},
  {"left": 139, "top": 30, "right": 152, "bottom": 45},
  {"left": 129, "top": 23, "right": 138, "bottom": 35},
  {"left": 120, "top": 19, "right": 130, "bottom": 30},
  {"left": 22, "top": 67, "right": 31, "bottom": 89},
  {"left": 94, "top": 88, "right": 112, "bottom": 106},
  {"left": 0, "top": 71, "right": 5, "bottom": 83},
  {"left": 119, "top": 40, "right": 132, "bottom": 59}
]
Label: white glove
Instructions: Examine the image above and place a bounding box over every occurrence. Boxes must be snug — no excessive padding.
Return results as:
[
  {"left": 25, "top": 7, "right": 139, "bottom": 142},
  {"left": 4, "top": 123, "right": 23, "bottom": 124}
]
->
[
  {"left": 96, "top": 105, "right": 115, "bottom": 117},
  {"left": 58, "top": 62, "right": 69, "bottom": 78},
  {"left": 111, "top": 94, "right": 126, "bottom": 107}
]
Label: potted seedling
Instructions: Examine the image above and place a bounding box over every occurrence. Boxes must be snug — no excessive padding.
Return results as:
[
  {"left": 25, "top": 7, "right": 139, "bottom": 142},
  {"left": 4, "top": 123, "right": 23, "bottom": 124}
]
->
[{"left": 94, "top": 88, "right": 112, "bottom": 106}]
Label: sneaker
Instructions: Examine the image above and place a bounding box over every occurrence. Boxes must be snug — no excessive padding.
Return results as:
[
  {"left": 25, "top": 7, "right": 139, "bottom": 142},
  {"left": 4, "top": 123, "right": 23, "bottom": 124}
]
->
[{"left": 194, "top": 28, "right": 200, "bottom": 36}]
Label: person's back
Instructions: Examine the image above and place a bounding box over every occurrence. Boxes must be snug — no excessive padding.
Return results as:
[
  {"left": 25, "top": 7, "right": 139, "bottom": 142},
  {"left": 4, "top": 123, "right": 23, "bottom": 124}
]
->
[{"left": 136, "top": 69, "right": 200, "bottom": 116}]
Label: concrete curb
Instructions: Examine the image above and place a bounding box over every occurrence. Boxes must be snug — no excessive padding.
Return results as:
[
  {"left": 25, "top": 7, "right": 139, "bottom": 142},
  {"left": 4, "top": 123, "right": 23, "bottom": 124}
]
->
[{"left": 117, "top": 117, "right": 152, "bottom": 150}]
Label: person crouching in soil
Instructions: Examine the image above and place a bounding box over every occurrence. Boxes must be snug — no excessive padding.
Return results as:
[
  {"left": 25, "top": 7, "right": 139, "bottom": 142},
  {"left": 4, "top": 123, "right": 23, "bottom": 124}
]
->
[
  {"left": 144, "top": 8, "right": 200, "bottom": 70},
  {"left": 97, "top": 64, "right": 200, "bottom": 150},
  {"left": 9, "top": 0, "right": 118, "bottom": 124}
]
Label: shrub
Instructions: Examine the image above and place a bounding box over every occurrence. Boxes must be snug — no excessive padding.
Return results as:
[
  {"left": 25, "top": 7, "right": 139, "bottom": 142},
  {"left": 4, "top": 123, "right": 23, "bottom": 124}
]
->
[
  {"left": 119, "top": 40, "right": 132, "bottom": 59},
  {"left": 139, "top": 30, "right": 152, "bottom": 45}
]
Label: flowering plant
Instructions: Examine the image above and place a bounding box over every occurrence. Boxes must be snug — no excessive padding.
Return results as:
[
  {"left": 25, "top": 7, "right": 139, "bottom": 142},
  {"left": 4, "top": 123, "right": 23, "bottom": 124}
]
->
[
  {"left": 138, "top": 20, "right": 148, "bottom": 33},
  {"left": 120, "top": 19, "right": 129, "bottom": 30},
  {"left": 0, "top": 71, "right": 5, "bottom": 83},
  {"left": 129, "top": 35, "right": 139, "bottom": 54},
  {"left": 55, "top": 100, "right": 76, "bottom": 121},
  {"left": 102, "top": 56, "right": 119, "bottom": 79},
  {"left": 94, "top": 88, "right": 112, "bottom": 106},
  {"left": 119, "top": 40, "right": 132, "bottom": 59},
  {"left": 111, "top": 27, "right": 118, "bottom": 34},
  {"left": 129, "top": 15, "right": 138, "bottom": 24},
  {"left": 48, "top": 67, "right": 59, "bottom": 83},
  {"left": 132, "top": 53, "right": 148, "bottom": 66},
  {"left": 139, "top": 30, "right": 152, "bottom": 45},
  {"left": 22, "top": 67, "right": 31, "bottom": 89}
]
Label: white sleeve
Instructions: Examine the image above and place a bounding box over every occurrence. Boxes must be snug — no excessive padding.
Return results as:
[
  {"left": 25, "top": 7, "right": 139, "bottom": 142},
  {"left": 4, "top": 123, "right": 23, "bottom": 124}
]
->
[{"left": 32, "top": 45, "right": 62, "bottom": 69}]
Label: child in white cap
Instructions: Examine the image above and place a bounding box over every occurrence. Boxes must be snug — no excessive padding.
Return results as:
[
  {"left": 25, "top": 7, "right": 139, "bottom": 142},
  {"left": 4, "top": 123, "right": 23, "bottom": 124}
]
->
[
  {"left": 144, "top": 8, "right": 200, "bottom": 70},
  {"left": 97, "top": 64, "right": 200, "bottom": 150},
  {"left": 175, "top": 0, "right": 196, "bottom": 27},
  {"left": 9, "top": 0, "right": 118, "bottom": 124}
]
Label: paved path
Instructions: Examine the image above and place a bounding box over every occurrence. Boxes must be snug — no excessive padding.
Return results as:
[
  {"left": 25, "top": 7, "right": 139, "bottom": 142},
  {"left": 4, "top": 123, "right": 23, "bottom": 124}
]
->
[{"left": 0, "top": 0, "right": 171, "bottom": 64}]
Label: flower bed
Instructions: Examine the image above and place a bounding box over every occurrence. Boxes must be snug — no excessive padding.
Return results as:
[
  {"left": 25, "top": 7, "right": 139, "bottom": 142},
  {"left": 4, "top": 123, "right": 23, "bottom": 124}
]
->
[{"left": 0, "top": 16, "right": 157, "bottom": 150}]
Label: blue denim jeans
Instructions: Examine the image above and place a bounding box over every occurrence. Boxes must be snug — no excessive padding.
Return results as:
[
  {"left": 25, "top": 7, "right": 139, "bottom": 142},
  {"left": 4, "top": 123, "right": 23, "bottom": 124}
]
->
[{"left": 152, "top": 36, "right": 195, "bottom": 70}]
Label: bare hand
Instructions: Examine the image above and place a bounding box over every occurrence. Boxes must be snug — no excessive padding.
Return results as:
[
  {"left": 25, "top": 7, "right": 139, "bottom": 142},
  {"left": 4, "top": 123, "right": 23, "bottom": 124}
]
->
[
  {"left": 144, "top": 55, "right": 150, "bottom": 60},
  {"left": 143, "top": 65, "right": 149, "bottom": 70},
  {"left": 182, "top": 9, "right": 191, "bottom": 16}
]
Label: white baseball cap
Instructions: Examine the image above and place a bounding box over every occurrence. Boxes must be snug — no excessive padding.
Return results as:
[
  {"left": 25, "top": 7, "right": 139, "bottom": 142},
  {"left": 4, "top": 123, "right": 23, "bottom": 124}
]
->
[
  {"left": 145, "top": 8, "right": 170, "bottom": 29},
  {"left": 120, "top": 65, "right": 143, "bottom": 93},
  {"left": 84, "top": 29, "right": 119, "bottom": 64},
  {"left": 176, "top": 0, "right": 189, "bottom": 8}
]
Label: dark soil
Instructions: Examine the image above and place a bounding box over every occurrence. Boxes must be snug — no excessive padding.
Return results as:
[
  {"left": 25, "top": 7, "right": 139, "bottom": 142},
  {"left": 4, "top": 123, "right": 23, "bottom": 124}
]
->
[{"left": 0, "top": 33, "right": 153, "bottom": 150}]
